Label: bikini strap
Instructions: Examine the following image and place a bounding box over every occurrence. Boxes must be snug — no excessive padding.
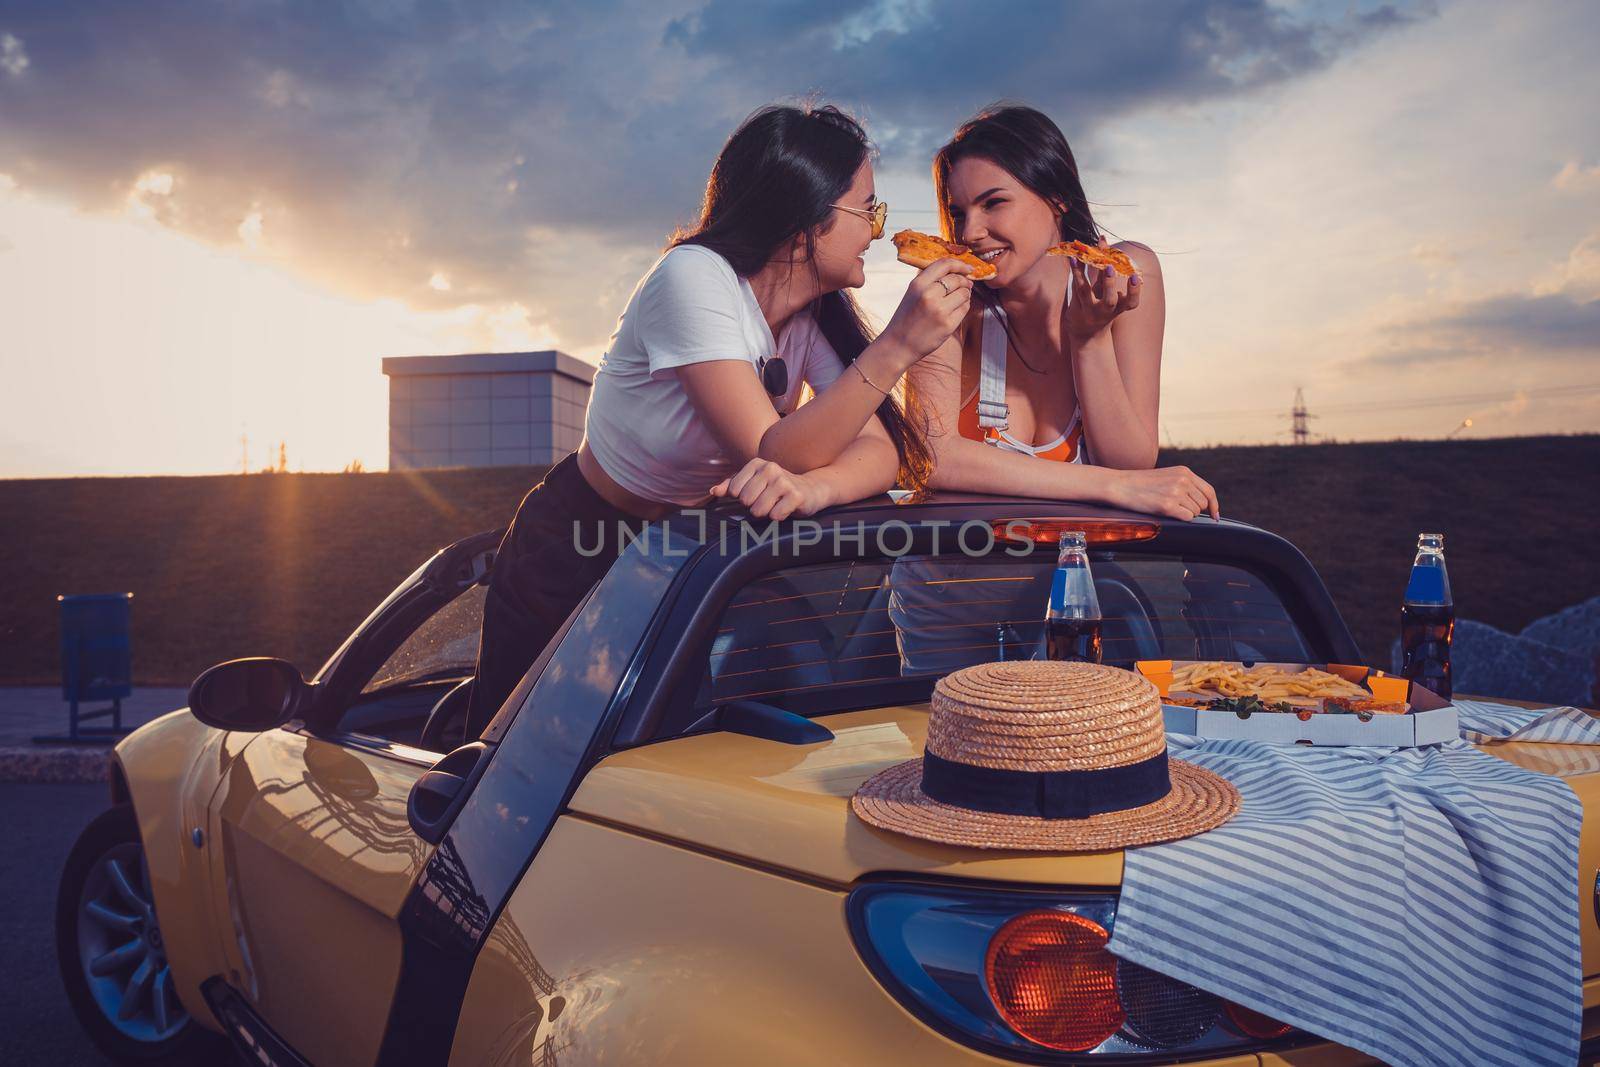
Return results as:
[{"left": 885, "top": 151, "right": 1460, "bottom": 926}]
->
[{"left": 977, "top": 302, "right": 1009, "bottom": 430}]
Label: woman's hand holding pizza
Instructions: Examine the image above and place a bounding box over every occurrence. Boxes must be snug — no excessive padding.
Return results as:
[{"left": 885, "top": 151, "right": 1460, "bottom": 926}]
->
[
  {"left": 1062, "top": 236, "right": 1142, "bottom": 347},
  {"left": 879, "top": 258, "right": 975, "bottom": 367}
]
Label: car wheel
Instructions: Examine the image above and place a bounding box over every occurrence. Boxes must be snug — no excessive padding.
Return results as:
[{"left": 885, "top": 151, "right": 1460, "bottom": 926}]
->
[{"left": 55, "top": 804, "right": 233, "bottom": 1064}]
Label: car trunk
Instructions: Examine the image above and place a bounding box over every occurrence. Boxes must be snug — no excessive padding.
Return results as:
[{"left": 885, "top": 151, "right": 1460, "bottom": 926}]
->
[
  {"left": 569, "top": 700, "right": 1600, "bottom": 978},
  {"left": 571, "top": 705, "right": 1123, "bottom": 888}
]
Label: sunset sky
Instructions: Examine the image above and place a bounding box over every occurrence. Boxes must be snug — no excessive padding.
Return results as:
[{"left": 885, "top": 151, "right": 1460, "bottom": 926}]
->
[{"left": 1, "top": 0, "right": 1597, "bottom": 477}]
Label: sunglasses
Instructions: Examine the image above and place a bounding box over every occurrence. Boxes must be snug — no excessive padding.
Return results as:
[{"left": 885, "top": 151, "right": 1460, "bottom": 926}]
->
[
  {"left": 759, "top": 355, "right": 789, "bottom": 413},
  {"left": 833, "top": 200, "right": 888, "bottom": 240}
]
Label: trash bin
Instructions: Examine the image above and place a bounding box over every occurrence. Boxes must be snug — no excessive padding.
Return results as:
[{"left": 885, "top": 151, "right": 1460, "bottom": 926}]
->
[{"left": 38, "top": 593, "right": 135, "bottom": 744}]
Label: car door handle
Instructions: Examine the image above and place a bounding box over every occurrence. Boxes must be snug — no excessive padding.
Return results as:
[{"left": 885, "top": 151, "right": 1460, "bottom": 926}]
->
[
  {"left": 414, "top": 768, "right": 464, "bottom": 806},
  {"left": 407, "top": 741, "right": 490, "bottom": 845}
]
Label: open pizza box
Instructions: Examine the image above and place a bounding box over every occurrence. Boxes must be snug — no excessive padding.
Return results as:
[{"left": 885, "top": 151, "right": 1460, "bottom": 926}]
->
[{"left": 1135, "top": 660, "right": 1459, "bottom": 748}]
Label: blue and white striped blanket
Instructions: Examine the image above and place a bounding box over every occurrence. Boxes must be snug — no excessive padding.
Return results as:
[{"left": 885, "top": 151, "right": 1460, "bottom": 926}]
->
[
  {"left": 1110, "top": 702, "right": 1600, "bottom": 1067},
  {"left": 1456, "top": 700, "right": 1600, "bottom": 746}
]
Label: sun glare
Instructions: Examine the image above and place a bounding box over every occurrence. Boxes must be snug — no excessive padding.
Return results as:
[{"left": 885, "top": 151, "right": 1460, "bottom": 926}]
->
[{"left": 0, "top": 183, "right": 558, "bottom": 478}]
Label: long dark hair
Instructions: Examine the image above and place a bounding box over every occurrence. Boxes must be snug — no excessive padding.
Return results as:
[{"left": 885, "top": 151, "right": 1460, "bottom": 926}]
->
[
  {"left": 933, "top": 103, "right": 1101, "bottom": 248},
  {"left": 929, "top": 103, "right": 1103, "bottom": 376},
  {"left": 671, "top": 103, "right": 931, "bottom": 493}
]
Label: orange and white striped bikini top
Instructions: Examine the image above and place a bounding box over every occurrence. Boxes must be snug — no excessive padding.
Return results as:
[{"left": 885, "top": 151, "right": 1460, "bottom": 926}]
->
[{"left": 955, "top": 295, "right": 1086, "bottom": 464}]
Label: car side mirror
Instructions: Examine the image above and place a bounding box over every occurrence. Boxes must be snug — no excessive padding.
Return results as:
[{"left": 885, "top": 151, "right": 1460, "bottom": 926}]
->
[{"left": 188, "top": 657, "right": 312, "bottom": 732}]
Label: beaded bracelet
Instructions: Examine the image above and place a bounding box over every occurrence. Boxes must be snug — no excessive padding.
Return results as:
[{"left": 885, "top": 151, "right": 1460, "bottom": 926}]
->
[{"left": 851, "top": 361, "right": 892, "bottom": 397}]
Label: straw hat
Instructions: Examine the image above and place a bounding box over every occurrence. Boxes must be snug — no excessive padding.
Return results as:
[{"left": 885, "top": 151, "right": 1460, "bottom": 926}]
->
[{"left": 852, "top": 661, "right": 1239, "bottom": 851}]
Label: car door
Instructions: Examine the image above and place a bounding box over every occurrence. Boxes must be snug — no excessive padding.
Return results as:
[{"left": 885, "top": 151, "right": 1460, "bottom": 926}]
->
[{"left": 204, "top": 532, "right": 499, "bottom": 1067}]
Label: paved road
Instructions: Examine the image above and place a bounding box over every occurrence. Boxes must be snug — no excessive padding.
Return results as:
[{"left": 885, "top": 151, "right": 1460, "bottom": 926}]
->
[
  {"left": 0, "top": 687, "right": 185, "bottom": 747},
  {"left": 2, "top": 783, "right": 129, "bottom": 1065}
]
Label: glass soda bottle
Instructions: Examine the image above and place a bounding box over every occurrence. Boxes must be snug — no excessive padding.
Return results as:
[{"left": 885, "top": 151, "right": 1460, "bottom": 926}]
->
[
  {"left": 1400, "top": 532, "right": 1454, "bottom": 700},
  {"left": 1045, "top": 531, "right": 1103, "bottom": 664},
  {"left": 995, "top": 622, "right": 1024, "bottom": 661}
]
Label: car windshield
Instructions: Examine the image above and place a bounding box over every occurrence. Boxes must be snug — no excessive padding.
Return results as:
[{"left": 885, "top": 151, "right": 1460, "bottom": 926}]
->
[{"left": 697, "top": 550, "right": 1312, "bottom": 715}]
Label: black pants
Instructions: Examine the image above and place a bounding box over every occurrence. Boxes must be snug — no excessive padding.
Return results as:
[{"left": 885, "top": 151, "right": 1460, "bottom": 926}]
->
[{"left": 466, "top": 452, "right": 648, "bottom": 740}]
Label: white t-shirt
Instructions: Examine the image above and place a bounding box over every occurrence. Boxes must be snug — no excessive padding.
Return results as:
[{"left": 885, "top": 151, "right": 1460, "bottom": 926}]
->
[{"left": 585, "top": 244, "right": 846, "bottom": 506}]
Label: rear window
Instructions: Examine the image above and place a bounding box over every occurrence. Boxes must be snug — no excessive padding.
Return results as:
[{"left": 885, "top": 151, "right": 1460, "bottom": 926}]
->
[{"left": 699, "top": 550, "right": 1312, "bottom": 714}]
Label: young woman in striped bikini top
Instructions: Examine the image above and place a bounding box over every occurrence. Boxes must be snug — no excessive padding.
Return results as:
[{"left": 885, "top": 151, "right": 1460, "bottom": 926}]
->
[{"left": 908, "top": 105, "right": 1220, "bottom": 522}]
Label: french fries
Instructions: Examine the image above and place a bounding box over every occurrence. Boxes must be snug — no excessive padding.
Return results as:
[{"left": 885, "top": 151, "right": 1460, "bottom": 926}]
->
[{"left": 1169, "top": 662, "right": 1370, "bottom": 703}]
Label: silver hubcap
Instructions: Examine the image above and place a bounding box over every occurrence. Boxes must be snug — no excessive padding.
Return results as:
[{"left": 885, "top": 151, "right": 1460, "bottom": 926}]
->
[{"left": 77, "top": 842, "right": 189, "bottom": 1042}]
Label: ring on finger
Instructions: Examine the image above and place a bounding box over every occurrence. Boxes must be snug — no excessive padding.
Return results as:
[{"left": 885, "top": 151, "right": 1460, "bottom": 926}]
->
[{"left": 938, "top": 278, "right": 956, "bottom": 296}]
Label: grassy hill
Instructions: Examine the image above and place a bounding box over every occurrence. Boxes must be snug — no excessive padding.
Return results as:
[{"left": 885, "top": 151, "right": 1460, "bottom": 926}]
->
[{"left": 2, "top": 435, "right": 1595, "bottom": 686}]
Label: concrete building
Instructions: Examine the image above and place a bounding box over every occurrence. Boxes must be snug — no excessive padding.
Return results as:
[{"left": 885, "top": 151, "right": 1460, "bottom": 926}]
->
[{"left": 383, "top": 350, "right": 593, "bottom": 470}]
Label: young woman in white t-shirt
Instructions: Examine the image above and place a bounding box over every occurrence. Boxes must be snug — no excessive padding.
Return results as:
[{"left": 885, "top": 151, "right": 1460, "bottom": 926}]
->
[{"left": 466, "top": 104, "right": 975, "bottom": 736}]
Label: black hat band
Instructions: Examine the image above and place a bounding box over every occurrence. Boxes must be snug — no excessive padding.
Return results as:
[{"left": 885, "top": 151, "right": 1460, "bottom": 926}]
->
[{"left": 920, "top": 748, "right": 1172, "bottom": 820}]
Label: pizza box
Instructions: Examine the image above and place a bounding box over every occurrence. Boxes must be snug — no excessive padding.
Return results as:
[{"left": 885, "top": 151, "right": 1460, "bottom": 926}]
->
[{"left": 1135, "top": 660, "right": 1458, "bottom": 748}]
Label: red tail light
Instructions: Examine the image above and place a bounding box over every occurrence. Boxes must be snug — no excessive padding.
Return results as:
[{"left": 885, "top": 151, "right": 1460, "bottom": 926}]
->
[
  {"left": 1224, "top": 1000, "right": 1293, "bottom": 1039},
  {"left": 991, "top": 519, "right": 1160, "bottom": 545},
  {"left": 983, "top": 910, "right": 1125, "bottom": 1051}
]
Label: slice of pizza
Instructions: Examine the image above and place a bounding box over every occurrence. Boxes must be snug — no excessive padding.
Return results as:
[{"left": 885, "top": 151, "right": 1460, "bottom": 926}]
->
[
  {"left": 1047, "top": 240, "right": 1138, "bottom": 277},
  {"left": 891, "top": 229, "right": 998, "bottom": 281},
  {"left": 1326, "top": 696, "right": 1411, "bottom": 716}
]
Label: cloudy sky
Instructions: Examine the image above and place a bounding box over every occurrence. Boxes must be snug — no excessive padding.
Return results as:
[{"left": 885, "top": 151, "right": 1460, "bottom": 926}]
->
[{"left": 1, "top": 0, "right": 1596, "bottom": 476}]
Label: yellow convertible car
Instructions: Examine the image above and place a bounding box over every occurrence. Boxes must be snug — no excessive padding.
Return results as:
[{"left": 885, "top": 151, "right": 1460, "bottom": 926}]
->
[{"left": 55, "top": 495, "right": 1600, "bottom": 1065}]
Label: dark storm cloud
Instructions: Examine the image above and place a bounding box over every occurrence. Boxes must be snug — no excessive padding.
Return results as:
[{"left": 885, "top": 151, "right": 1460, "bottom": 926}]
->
[
  {"left": 0, "top": 0, "right": 1428, "bottom": 346},
  {"left": 665, "top": 0, "right": 1426, "bottom": 159},
  {"left": 1359, "top": 291, "right": 1600, "bottom": 368}
]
